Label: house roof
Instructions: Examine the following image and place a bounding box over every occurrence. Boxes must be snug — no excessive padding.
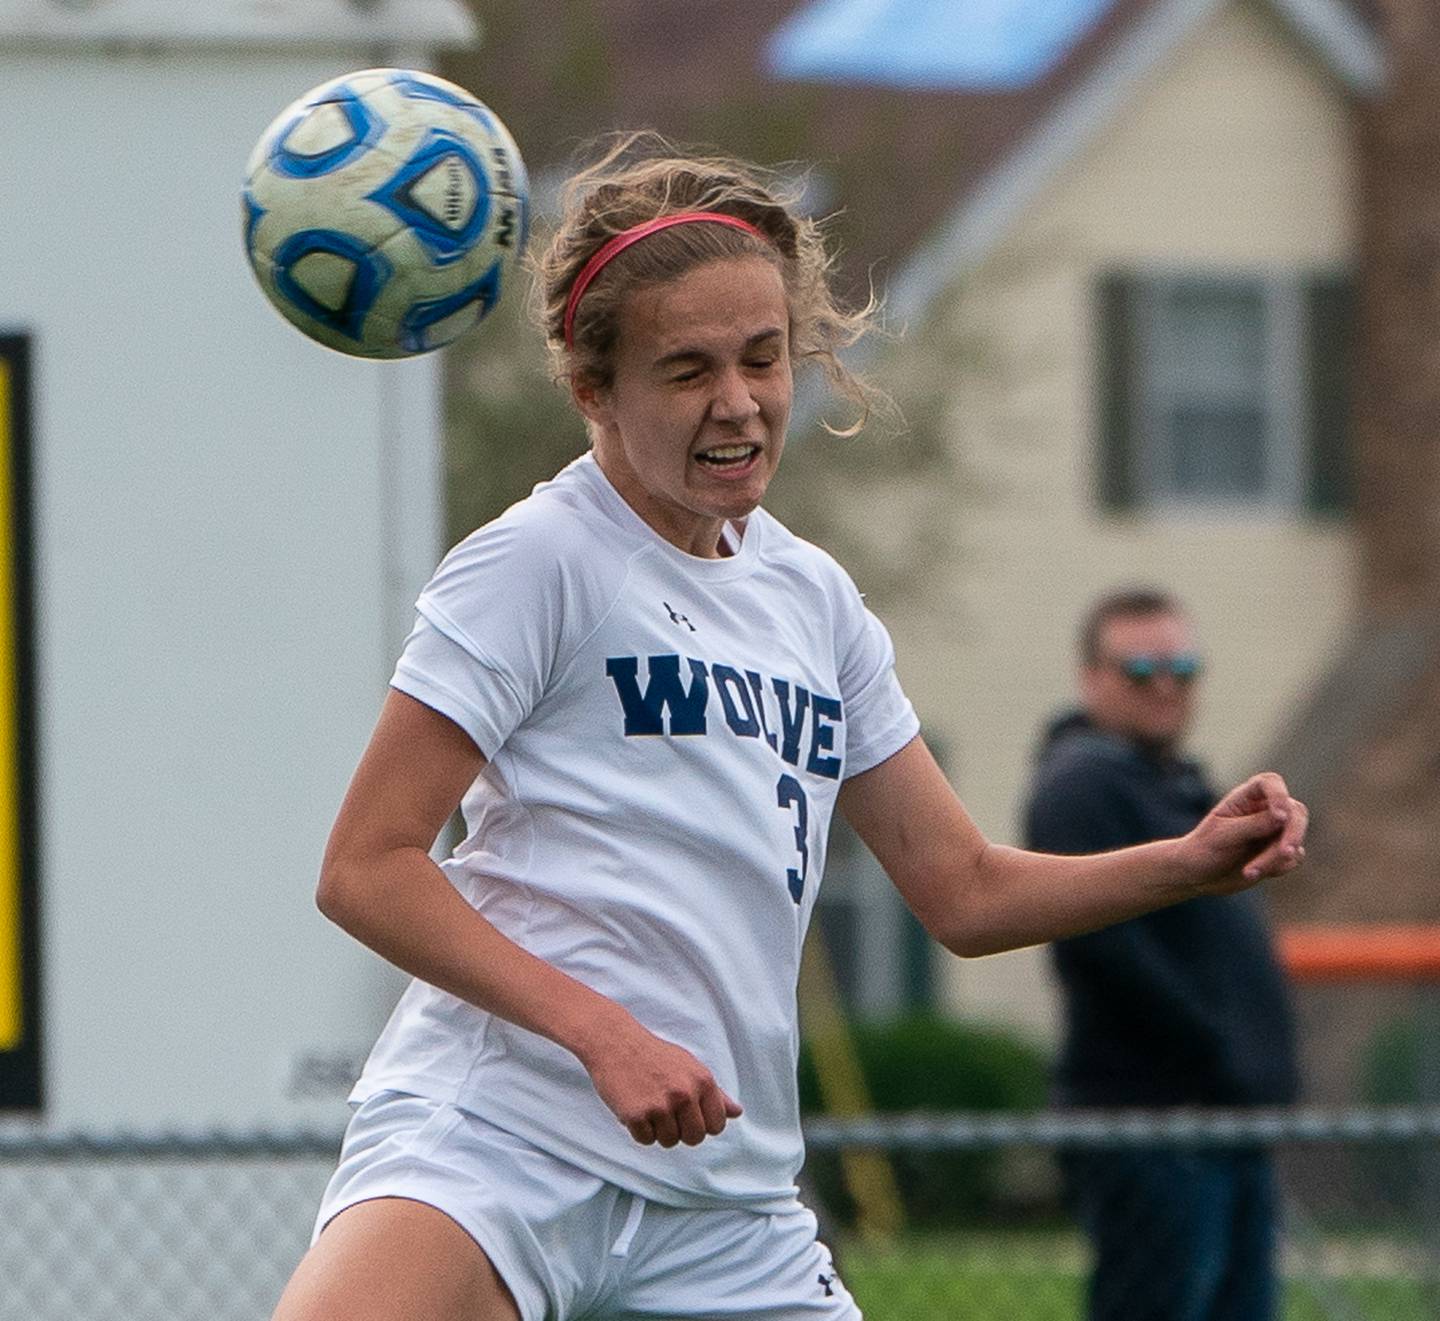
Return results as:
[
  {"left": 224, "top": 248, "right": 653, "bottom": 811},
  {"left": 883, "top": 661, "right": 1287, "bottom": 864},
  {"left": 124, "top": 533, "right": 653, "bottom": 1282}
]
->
[
  {"left": 874, "top": 0, "right": 1386, "bottom": 324},
  {"left": 767, "top": 0, "right": 1116, "bottom": 92},
  {"left": 771, "top": 0, "right": 1382, "bottom": 99},
  {"left": 0, "top": 0, "right": 477, "bottom": 47}
]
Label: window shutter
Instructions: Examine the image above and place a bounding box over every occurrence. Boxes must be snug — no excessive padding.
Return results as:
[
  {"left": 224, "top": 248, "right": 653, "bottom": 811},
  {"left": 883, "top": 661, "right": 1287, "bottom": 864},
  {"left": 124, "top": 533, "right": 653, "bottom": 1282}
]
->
[
  {"left": 1304, "top": 274, "right": 1355, "bottom": 515},
  {"left": 1096, "top": 273, "right": 1139, "bottom": 512}
]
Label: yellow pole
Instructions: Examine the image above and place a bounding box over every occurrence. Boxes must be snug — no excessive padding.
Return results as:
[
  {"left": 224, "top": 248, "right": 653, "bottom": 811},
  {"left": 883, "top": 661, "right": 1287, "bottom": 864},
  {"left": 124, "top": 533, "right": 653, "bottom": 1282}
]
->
[{"left": 798, "top": 926, "right": 905, "bottom": 1242}]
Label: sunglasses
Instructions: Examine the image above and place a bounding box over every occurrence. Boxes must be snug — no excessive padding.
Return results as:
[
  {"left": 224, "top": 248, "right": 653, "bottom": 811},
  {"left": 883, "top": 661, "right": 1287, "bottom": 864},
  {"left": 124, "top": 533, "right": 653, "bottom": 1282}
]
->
[{"left": 1104, "top": 653, "right": 1204, "bottom": 685}]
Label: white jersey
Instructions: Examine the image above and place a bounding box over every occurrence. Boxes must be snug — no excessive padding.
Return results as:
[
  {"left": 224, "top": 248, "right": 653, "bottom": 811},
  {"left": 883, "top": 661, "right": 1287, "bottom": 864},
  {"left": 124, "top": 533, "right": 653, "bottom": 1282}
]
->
[{"left": 353, "top": 452, "right": 919, "bottom": 1211}]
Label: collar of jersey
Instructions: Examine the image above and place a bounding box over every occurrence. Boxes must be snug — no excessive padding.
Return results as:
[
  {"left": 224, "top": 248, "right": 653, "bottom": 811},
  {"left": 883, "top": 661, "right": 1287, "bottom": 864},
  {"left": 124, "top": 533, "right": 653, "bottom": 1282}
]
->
[{"left": 580, "top": 452, "right": 763, "bottom": 581}]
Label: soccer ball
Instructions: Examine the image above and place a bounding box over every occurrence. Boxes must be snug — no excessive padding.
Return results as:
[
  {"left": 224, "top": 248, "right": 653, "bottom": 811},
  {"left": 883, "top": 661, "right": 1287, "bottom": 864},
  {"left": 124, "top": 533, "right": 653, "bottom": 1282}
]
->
[{"left": 242, "top": 68, "right": 528, "bottom": 359}]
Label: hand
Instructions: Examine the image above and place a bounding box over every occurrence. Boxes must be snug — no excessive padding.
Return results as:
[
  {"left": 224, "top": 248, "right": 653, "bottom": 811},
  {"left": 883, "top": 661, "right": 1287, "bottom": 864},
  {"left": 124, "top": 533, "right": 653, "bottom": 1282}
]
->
[
  {"left": 1182, "top": 771, "right": 1309, "bottom": 893},
  {"left": 578, "top": 1010, "right": 743, "bottom": 1148}
]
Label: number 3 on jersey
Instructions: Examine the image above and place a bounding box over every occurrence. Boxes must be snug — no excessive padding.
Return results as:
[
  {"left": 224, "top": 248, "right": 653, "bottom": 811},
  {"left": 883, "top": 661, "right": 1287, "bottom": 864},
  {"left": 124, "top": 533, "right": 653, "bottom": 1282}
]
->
[{"left": 776, "top": 773, "right": 809, "bottom": 903}]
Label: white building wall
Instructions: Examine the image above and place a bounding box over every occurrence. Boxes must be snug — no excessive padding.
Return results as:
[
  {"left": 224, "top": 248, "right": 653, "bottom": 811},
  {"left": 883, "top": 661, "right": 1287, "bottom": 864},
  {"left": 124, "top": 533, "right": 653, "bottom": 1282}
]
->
[
  {"left": 0, "top": 42, "right": 460, "bottom": 1131},
  {"left": 895, "top": 2, "right": 1358, "bottom": 1039}
]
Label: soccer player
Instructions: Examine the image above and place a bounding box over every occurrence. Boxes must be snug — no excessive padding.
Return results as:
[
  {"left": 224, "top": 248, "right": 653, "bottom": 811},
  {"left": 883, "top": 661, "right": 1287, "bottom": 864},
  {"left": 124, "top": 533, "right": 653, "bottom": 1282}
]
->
[{"left": 271, "top": 136, "right": 1308, "bottom": 1321}]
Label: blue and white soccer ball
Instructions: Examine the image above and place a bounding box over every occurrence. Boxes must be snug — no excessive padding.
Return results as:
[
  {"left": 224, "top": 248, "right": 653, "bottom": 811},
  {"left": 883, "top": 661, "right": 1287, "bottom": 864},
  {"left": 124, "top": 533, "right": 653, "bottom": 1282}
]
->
[{"left": 243, "top": 68, "right": 528, "bottom": 359}]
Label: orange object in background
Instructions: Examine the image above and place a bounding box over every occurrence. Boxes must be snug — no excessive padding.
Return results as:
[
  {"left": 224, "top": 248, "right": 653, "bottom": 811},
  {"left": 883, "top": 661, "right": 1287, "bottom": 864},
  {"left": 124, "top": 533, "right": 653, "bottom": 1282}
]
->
[{"left": 1277, "top": 925, "right": 1440, "bottom": 983}]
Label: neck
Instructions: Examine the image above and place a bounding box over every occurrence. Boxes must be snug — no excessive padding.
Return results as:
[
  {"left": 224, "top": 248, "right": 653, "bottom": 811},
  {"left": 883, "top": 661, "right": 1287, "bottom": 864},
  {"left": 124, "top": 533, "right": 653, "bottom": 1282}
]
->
[
  {"left": 1088, "top": 714, "right": 1181, "bottom": 758},
  {"left": 593, "top": 448, "right": 732, "bottom": 558}
]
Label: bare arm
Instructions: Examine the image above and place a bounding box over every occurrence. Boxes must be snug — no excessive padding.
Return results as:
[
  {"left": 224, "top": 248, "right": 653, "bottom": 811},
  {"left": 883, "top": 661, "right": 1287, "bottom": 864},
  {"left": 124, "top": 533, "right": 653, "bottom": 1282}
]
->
[
  {"left": 838, "top": 736, "right": 1307, "bottom": 958},
  {"left": 318, "top": 689, "right": 741, "bottom": 1148}
]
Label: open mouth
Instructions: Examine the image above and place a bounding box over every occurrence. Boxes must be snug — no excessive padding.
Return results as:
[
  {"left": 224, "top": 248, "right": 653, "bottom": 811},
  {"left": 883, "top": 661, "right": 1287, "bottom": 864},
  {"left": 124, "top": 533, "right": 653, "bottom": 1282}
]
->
[{"left": 695, "top": 444, "right": 761, "bottom": 469}]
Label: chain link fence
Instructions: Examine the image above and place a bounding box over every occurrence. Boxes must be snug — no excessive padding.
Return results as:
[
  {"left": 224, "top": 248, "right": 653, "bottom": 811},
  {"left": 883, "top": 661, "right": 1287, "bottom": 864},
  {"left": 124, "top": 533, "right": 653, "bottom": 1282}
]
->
[
  {"left": 0, "top": 1131, "right": 340, "bottom": 1321},
  {"left": 806, "top": 1108, "right": 1440, "bottom": 1320},
  {"left": 3, "top": 1108, "right": 1440, "bottom": 1319}
]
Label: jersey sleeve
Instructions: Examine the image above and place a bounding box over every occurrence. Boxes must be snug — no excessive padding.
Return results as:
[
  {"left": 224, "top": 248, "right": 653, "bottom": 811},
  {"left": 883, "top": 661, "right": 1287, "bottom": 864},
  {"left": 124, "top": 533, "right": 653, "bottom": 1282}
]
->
[
  {"left": 389, "top": 512, "right": 570, "bottom": 759},
  {"left": 835, "top": 588, "right": 919, "bottom": 779},
  {"left": 391, "top": 617, "right": 521, "bottom": 757}
]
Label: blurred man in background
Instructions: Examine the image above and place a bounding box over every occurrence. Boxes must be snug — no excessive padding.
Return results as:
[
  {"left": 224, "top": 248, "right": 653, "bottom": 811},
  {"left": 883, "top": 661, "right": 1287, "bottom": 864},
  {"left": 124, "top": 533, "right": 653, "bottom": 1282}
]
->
[{"left": 1024, "top": 587, "right": 1299, "bottom": 1321}]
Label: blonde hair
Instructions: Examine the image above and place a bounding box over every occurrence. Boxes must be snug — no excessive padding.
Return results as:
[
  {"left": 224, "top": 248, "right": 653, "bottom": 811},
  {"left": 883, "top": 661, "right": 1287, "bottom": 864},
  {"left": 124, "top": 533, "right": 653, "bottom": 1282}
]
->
[{"left": 532, "top": 132, "right": 879, "bottom": 434}]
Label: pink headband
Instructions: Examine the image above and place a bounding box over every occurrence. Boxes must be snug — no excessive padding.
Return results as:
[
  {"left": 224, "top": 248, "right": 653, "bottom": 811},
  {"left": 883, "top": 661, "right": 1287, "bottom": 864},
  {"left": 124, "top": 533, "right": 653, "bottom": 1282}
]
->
[{"left": 562, "top": 211, "right": 768, "bottom": 349}]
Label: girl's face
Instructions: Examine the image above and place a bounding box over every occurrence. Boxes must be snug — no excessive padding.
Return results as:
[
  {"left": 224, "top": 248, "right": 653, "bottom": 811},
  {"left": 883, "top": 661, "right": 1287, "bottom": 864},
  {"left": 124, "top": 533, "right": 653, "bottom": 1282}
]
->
[{"left": 574, "top": 256, "right": 793, "bottom": 558}]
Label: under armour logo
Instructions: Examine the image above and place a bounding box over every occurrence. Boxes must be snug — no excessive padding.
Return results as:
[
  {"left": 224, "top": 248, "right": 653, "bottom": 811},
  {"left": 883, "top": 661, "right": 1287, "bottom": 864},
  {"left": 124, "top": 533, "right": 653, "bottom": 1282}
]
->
[
  {"left": 818, "top": 1271, "right": 837, "bottom": 1297},
  {"left": 663, "top": 602, "right": 696, "bottom": 632}
]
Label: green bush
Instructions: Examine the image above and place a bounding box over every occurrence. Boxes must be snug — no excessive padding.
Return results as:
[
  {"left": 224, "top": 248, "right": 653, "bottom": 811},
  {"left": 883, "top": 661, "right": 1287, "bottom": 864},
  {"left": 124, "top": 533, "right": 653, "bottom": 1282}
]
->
[
  {"left": 1357, "top": 1011, "right": 1440, "bottom": 1213},
  {"left": 798, "top": 1013, "right": 1049, "bottom": 1113},
  {"left": 1363, "top": 1015, "right": 1410, "bottom": 1104},
  {"left": 798, "top": 1014, "right": 1050, "bottom": 1227},
  {"left": 1361, "top": 1005, "right": 1440, "bottom": 1104}
]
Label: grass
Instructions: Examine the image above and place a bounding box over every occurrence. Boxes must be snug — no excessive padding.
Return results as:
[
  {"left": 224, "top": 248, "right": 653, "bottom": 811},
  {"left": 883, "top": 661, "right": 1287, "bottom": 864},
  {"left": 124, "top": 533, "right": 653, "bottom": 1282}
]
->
[
  {"left": 839, "top": 1231, "right": 1080, "bottom": 1320},
  {"left": 836, "top": 1229, "right": 1439, "bottom": 1321}
]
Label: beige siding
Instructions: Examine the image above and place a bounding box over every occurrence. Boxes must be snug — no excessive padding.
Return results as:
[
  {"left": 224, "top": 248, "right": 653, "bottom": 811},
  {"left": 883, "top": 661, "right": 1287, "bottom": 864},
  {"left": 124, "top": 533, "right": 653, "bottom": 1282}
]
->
[{"left": 898, "top": 2, "right": 1358, "bottom": 1035}]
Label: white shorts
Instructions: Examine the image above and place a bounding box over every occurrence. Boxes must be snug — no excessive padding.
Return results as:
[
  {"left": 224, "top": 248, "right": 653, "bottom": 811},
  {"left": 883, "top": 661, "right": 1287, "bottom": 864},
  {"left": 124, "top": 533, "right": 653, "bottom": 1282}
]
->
[{"left": 315, "top": 1091, "right": 862, "bottom": 1321}]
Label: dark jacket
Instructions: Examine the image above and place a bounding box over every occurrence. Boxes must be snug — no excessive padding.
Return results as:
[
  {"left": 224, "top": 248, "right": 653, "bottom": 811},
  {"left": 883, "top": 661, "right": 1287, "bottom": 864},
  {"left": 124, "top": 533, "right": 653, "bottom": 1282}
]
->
[{"left": 1024, "top": 711, "right": 1299, "bottom": 1108}]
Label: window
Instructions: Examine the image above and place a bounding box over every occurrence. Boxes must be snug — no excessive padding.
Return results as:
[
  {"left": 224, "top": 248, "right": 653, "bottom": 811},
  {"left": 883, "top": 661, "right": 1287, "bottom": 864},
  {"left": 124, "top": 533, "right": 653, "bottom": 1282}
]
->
[{"left": 1097, "top": 271, "right": 1354, "bottom": 515}]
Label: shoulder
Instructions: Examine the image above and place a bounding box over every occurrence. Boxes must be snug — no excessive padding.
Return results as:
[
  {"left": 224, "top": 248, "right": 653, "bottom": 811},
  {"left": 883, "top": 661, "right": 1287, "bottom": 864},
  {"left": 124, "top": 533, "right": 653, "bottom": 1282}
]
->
[
  {"left": 750, "top": 508, "right": 866, "bottom": 608},
  {"left": 1030, "top": 724, "right": 1141, "bottom": 801},
  {"left": 418, "top": 458, "right": 644, "bottom": 662},
  {"left": 748, "top": 511, "right": 892, "bottom": 672},
  {"left": 436, "top": 458, "right": 639, "bottom": 591},
  {"left": 1023, "top": 717, "right": 1153, "bottom": 851}
]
